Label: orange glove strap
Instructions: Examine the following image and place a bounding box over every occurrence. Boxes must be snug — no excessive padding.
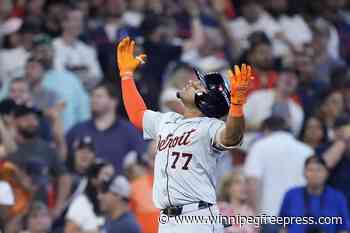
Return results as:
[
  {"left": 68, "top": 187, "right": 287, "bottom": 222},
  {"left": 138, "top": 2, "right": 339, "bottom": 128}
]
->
[
  {"left": 120, "top": 71, "right": 134, "bottom": 79},
  {"left": 229, "top": 104, "right": 243, "bottom": 117},
  {"left": 121, "top": 74, "right": 147, "bottom": 129}
]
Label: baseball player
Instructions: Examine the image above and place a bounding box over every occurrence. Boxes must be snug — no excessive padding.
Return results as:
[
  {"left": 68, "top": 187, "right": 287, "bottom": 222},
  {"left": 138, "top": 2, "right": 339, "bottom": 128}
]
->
[{"left": 116, "top": 37, "right": 252, "bottom": 233}]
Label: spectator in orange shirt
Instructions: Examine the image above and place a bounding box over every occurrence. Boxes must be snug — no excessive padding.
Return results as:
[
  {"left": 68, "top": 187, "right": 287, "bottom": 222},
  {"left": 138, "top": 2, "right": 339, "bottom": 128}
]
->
[{"left": 129, "top": 141, "right": 159, "bottom": 233}]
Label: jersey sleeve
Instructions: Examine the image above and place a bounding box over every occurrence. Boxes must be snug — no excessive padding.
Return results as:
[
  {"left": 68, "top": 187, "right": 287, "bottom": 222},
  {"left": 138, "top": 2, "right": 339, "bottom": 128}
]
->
[
  {"left": 142, "top": 110, "right": 167, "bottom": 140},
  {"left": 201, "top": 118, "right": 229, "bottom": 155},
  {"left": 206, "top": 119, "right": 242, "bottom": 153}
]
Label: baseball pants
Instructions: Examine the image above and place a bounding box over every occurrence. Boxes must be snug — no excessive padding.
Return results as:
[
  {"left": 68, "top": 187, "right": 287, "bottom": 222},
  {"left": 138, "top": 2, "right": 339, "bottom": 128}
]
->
[{"left": 158, "top": 204, "right": 224, "bottom": 233}]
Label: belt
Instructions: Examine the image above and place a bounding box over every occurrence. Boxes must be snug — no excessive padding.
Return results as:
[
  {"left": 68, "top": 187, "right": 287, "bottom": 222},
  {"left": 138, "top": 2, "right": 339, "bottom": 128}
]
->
[{"left": 161, "top": 201, "right": 213, "bottom": 217}]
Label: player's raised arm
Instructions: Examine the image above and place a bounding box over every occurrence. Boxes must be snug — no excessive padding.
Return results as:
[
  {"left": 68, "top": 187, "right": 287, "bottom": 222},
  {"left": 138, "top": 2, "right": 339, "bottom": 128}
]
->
[
  {"left": 218, "top": 64, "right": 253, "bottom": 148},
  {"left": 116, "top": 37, "right": 147, "bottom": 130}
]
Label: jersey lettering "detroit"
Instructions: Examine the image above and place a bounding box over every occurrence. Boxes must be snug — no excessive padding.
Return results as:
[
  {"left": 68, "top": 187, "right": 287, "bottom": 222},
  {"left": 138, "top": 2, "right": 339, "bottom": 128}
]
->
[{"left": 143, "top": 110, "right": 228, "bottom": 209}]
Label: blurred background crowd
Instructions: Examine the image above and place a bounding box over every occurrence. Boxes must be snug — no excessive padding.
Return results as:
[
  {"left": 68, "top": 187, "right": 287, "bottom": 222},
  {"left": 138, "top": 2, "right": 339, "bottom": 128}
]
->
[{"left": 0, "top": 0, "right": 350, "bottom": 233}]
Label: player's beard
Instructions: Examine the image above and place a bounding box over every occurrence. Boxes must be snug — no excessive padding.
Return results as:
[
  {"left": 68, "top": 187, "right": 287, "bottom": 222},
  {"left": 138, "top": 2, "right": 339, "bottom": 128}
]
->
[
  {"left": 19, "top": 127, "right": 39, "bottom": 139},
  {"left": 176, "top": 91, "right": 181, "bottom": 99}
]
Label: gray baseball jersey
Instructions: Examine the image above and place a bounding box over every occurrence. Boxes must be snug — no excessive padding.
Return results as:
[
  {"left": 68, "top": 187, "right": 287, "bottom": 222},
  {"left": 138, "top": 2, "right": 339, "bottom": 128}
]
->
[{"left": 143, "top": 110, "right": 234, "bottom": 209}]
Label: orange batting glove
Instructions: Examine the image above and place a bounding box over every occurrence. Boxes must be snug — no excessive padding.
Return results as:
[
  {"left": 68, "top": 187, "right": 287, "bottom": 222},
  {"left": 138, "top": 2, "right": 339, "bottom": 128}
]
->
[
  {"left": 117, "top": 37, "right": 146, "bottom": 79},
  {"left": 228, "top": 64, "right": 253, "bottom": 117}
]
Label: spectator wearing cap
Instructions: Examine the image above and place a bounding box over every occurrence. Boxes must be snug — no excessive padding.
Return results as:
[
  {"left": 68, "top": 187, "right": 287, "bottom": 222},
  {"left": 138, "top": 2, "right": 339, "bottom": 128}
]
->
[
  {"left": 65, "top": 161, "right": 115, "bottom": 233},
  {"left": 69, "top": 136, "right": 96, "bottom": 192},
  {"left": 9, "top": 104, "right": 72, "bottom": 221},
  {"left": 31, "top": 34, "right": 91, "bottom": 133},
  {"left": 244, "top": 68, "right": 304, "bottom": 136},
  {"left": 8, "top": 78, "right": 53, "bottom": 142},
  {"left": 8, "top": 76, "right": 67, "bottom": 159},
  {"left": 24, "top": 56, "right": 68, "bottom": 159},
  {"left": 321, "top": 115, "right": 350, "bottom": 211},
  {"left": 53, "top": 6, "right": 102, "bottom": 91},
  {"left": 279, "top": 156, "right": 350, "bottom": 233},
  {"left": 244, "top": 117, "right": 313, "bottom": 219},
  {"left": 99, "top": 175, "right": 141, "bottom": 233},
  {"left": 66, "top": 82, "right": 147, "bottom": 174},
  {"left": 20, "top": 201, "right": 52, "bottom": 233}
]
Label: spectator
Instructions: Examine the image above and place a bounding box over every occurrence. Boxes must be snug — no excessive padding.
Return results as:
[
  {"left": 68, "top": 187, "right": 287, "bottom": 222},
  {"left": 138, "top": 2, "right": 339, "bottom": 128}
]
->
[
  {"left": 309, "top": 18, "right": 345, "bottom": 85},
  {"left": 244, "top": 69, "right": 304, "bottom": 136},
  {"left": 9, "top": 68, "right": 67, "bottom": 159},
  {"left": 53, "top": 6, "right": 102, "bottom": 91},
  {"left": 243, "top": 32, "right": 279, "bottom": 94},
  {"left": 20, "top": 201, "right": 53, "bottom": 233},
  {"left": 66, "top": 82, "right": 146, "bottom": 173},
  {"left": 323, "top": 115, "right": 350, "bottom": 210},
  {"left": 24, "top": 57, "right": 60, "bottom": 111},
  {"left": 42, "top": 2, "right": 65, "bottom": 38},
  {"left": 301, "top": 116, "right": 328, "bottom": 154},
  {"left": 65, "top": 161, "right": 114, "bottom": 233},
  {"left": 279, "top": 156, "right": 350, "bottom": 233},
  {"left": 0, "top": 98, "right": 18, "bottom": 153},
  {"left": 294, "top": 47, "right": 328, "bottom": 119},
  {"left": 244, "top": 117, "right": 313, "bottom": 220},
  {"left": 99, "top": 175, "right": 141, "bottom": 233},
  {"left": 8, "top": 79, "right": 54, "bottom": 142},
  {"left": 23, "top": 0, "right": 45, "bottom": 21},
  {"left": 8, "top": 78, "right": 32, "bottom": 106},
  {"left": 217, "top": 170, "right": 257, "bottom": 233},
  {"left": 89, "top": 0, "right": 131, "bottom": 80},
  {"left": 139, "top": 6, "right": 204, "bottom": 109},
  {"left": 10, "top": 104, "right": 72, "bottom": 221},
  {"left": 317, "top": 90, "right": 345, "bottom": 140},
  {"left": 312, "top": 8, "right": 342, "bottom": 62},
  {"left": 0, "top": 17, "right": 28, "bottom": 99},
  {"left": 228, "top": 0, "right": 280, "bottom": 56},
  {"left": 31, "top": 34, "right": 91, "bottom": 132},
  {"left": 69, "top": 136, "right": 96, "bottom": 191},
  {"left": 0, "top": 157, "right": 32, "bottom": 224},
  {"left": 265, "top": 0, "right": 312, "bottom": 52},
  {"left": 160, "top": 62, "right": 195, "bottom": 113},
  {"left": 130, "top": 141, "right": 159, "bottom": 233}
]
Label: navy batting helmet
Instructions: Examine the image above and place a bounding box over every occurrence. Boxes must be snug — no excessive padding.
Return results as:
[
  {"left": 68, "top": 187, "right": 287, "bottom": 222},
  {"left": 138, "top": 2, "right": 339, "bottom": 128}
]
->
[{"left": 194, "top": 69, "right": 231, "bottom": 118}]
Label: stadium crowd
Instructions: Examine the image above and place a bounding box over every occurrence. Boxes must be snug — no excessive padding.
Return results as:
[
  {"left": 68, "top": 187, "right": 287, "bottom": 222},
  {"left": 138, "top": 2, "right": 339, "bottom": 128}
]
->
[{"left": 0, "top": 0, "right": 350, "bottom": 232}]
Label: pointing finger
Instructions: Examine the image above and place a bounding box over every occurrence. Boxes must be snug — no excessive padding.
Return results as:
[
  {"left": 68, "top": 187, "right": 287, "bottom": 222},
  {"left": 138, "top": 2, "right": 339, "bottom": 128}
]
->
[
  {"left": 234, "top": 65, "right": 241, "bottom": 83},
  {"left": 129, "top": 40, "right": 136, "bottom": 56},
  {"left": 241, "top": 64, "right": 247, "bottom": 82},
  {"left": 247, "top": 65, "right": 252, "bottom": 79}
]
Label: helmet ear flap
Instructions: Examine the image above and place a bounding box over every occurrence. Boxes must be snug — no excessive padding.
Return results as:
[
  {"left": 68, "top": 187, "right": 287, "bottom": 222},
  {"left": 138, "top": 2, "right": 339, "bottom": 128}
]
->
[{"left": 195, "top": 91, "right": 229, "bottom": 118}]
